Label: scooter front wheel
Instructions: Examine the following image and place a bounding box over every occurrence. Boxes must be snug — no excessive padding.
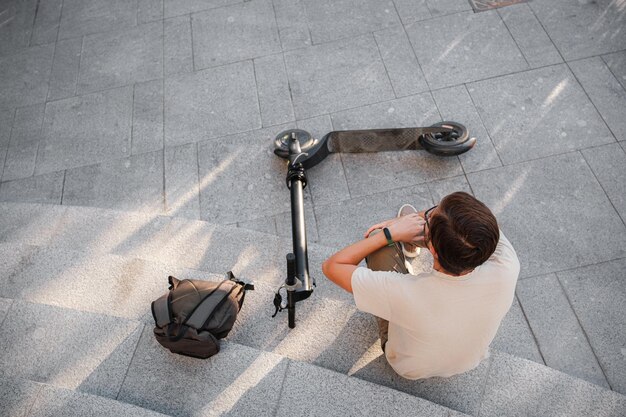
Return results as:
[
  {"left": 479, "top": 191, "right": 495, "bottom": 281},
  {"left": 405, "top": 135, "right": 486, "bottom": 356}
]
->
[{"left": 273, "top": 129, "right": 316, "bottom": 159}]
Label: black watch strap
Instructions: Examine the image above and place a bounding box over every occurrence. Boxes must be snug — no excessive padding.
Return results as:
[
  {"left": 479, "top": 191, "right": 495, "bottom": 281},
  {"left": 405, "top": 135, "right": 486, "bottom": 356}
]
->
[{"left": 383, "top": 227, "right": 394, "bottom": 246}]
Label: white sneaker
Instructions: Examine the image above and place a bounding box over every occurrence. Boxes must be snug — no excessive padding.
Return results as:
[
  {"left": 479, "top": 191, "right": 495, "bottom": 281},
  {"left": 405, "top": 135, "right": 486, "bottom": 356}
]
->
[{"left": 397, "top": 204, "right": 420, "bottom": 258}]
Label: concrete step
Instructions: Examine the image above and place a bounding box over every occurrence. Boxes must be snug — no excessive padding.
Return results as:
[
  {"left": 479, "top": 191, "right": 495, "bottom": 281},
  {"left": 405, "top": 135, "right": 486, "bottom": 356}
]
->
[
  {"left": 1, "top": 202, "right": 625, "bottom": 416},
  {"left": 1, "top": 377, "right": 170, "bottom": 417},
  {"left": 0, "top": 299, "right": 461, "bottom": 417}
]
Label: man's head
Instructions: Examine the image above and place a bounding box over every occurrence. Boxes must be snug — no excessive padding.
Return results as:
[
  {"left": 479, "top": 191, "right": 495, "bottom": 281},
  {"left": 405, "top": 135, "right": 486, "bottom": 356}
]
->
[{"left": 426, "top": 192, "right": 499, "bottom": 275}]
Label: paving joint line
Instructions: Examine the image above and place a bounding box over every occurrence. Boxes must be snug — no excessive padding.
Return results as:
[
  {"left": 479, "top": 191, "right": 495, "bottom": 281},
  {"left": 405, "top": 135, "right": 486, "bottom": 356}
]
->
[
  {"left": 0, "top": 108, "right": 18, "bottom": 183},
  {"left": 371, "top": 33, "right": 398, "bottom": 99},
  {"left": 514, "top": 292, "right": 547, "bottom": 366},
  {"left": 59, "top": 169, "right": 66, "bottom": 205},
  {"left": 189, "top": 13, "right": 196, "bottom": 72},
  {"left": 114, "top": 322, "right": 146, "bottom": 401},
  {"left": 475, "top": 351, "right": 495, "bottom": 417},
  {"left": 496, "top": 8, "right": 531, "bottom": 69},
  {"left": 28, "top": 0, "right": 41, "bottom": 47},
  {"left": 24, "top": 381, "right": 45, "bottom": 417},
  {"left": 271, "top": 358, "right": 291, "bottom": 417},
  {"left": 600, "top": 54, "right": 626, "bottom": 94},
  {"left": 462, "top": 83, "right": 505, "bottom": 167},
  {"left": 392, "top": 5, "right": 433, "bottom": 92},
  {"left": 565, "top": 60, "right": 622, "bottom": 145},
  {"left": 579, "top": 150, "right": 626, "bottom": 228},
  {"left": 195, "top": 141, "right": 203, "bottom": 220},
  {"left": 519, "top": 255, "right": 626, "bottom": 283},
  {"left": 554, "top": 274, "right": 614, "bottom": 390}
]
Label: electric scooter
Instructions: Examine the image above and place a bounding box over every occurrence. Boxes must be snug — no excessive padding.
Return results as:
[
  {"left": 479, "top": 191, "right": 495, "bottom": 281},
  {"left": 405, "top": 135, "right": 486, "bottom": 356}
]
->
[{"left": 272, "top": 122, "right": 475, "bottom": 328}]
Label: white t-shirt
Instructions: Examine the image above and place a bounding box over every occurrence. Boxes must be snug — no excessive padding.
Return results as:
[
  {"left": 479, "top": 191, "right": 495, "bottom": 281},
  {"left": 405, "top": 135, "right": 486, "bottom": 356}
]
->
[{"left": 351, "top": 232, "right": 520, "bottom": 379}]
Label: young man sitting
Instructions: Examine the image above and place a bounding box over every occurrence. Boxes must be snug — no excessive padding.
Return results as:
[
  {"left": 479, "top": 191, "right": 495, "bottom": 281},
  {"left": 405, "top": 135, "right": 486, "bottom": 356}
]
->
[{"left": 322, "top": 192, "right": 520, "bottom": 379}]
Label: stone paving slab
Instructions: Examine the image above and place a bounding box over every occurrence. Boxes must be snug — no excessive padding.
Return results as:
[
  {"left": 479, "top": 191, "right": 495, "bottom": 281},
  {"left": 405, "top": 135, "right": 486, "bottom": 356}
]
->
[
  {"left": 28, "top": 384, "right": 170, "bottom": 417},
  {"left": 277, "top": 361, "right": 453, "bottom": 417},
  {"left": 118, "top": 327, "right": 287, "bottom": 417},
  {"left": 570, "top": 57, "right": 626, "bottom": 143},
  {"left": 0, "top": 108, "right": 13, "bottom": 149},
  {"left": 165, "top": 143, "right": 201, "bottom": 220},
  {"left": 36, "top": 86, "right": 133, "bottom": 174},
  {"left": 272, "top": 0, "right": 312, "bottom": 51},
  {"left": 164, "top": 15, "right": 193, "bottom": 76},
  {"left": 77, "top": 21, "right": 163, "bottom": 95},
  {"left": 132, "top": 79, "right": 164, "bottom": 155},
  {"left": 468, "top": 152, "right": 626, "bottom": 278},
  {"left": 0, "top": 203, "right": 67, "bottom": 246},
  {"left": 0, "top": 0, "right": 36, "bottom": 57},
  {"left": 330, "top": 95, "right": 463, "bottom": 198},
  {"left": 0, "top": 297, "right": 12, "bottom": 324},
  {"left": 197, "top": 125, "right": 302, "bottom": 224},
  {"left": 529, "top": 0, "right": 626, "bottom": 61},
  {"left": 0, "top": 243, "right": 35, "bottom": 287},
  {"left": 63, "top": 151, "right": 164, "bottom": 213},
  {"left": 468, "top": 64, "right": 614, "bottom": 165},
  {"left": 295, "top": 115, "right": 351, "bottom": 207},
  {"left": 164, "top": 0, "right": 241, "bottom": 18},
  {"left": 558, "top": 259, "right": 626, "bottom": 395},
  {"left": 0, "top": 204, "right": 298, "bottom": 290},
  {"left": 0, "top": 171, "right": 64, "bottom": 204},
  {"left": 374, "top": 26, "right": 429, "bottom": 98},
  {"left": 164, "top": 61, "right": 261, "bottom": 147},
  {"left": 582, "top": 143, "right": 626, "bottom": 223},
  {"left": 0, "top": 300, "right": 143, "bottom": 399},
  {"left": 517, "top": 274, "right": 609, "bottom": 388},
  {"left": 392, "top": 0, "right": 431, "bottom": 25},
  {"left": 254, "top": 54, "right": 295, "bottom": 127},
  {"left": 29, "top": 0, "right": 62, "bottom": 46},
  {"left": 351, "top": 349, "right": 491, "bottom": 415},
  {"left": 0, "top": 44, "right": 54, "bottom": 110},
  {"left": 58, "top": 0, "right": 138, "bottom": 40},
  {"left": 2, "top": 104, "right": 44, "bottom": 182},
  {"left": 47, "top": 38, "right": 82, "bottom": 101},
  {"left": 303, "top": 0, "right": 400, "bottom": 45},
  {"left": 426, "top": 175, "right": 472, "bottom": 203},
  {"left": 491, "top": 296, "right": 543, "bottom": 364},
  {"left": 284, "top": 35, "right": 394, "bottom": 119},
  {"left": 479, "top": 351, "right": 626, "bottom": 417},
  {"left": 192, "top": 0, "right": 280, "bottom": 70},
  {"left": 603, "top": 51, "right": 626, "bottom": 92},
  {"left": 405, "top": 11, "right": 527, "bottom": 90},
  {"left": 426, "top": 0, "right": 472, "bottom": 16},
  {"left": 0, "top": 245, "right": 174, "bottom": 322},
  {"left": 138, "top": 0, "right": 163, "bottom": 23},
  {"left": 498, "top": 4, "right": 563, "bottom": 69},
  {"left": 0, "top": 378, "right": 41, "bottom": 417},
  {"left": 431, "top": 85, "right": 502, "bottom": 174},
  {"left": 315, "top": 184, "right": 432, "bottom": 248}
]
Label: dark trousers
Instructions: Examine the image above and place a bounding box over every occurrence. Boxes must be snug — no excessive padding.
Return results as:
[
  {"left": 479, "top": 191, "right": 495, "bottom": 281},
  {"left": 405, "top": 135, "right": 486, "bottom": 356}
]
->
[{"left": 365, "top": 230, "right": 409, "bottom": 352}]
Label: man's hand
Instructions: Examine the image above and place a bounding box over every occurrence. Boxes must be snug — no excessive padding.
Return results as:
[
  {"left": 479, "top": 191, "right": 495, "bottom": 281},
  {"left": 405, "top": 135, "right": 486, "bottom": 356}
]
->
[{"left": 365, "top": 213, "right": 426, "bottom": 245}]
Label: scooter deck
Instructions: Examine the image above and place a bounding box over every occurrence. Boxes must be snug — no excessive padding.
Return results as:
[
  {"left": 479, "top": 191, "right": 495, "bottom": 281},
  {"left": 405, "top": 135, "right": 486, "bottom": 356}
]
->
[{"left": 326, "top": 127, "right": 451, "bottom": 153}]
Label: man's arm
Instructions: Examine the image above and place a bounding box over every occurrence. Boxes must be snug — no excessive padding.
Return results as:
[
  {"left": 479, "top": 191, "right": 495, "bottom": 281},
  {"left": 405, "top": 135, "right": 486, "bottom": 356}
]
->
[
  {"left": 322, "top": 213, "right": 424, "bottom": 293},
  {"left": 322, "top": 231, "right": 389, "bottom": 293}
]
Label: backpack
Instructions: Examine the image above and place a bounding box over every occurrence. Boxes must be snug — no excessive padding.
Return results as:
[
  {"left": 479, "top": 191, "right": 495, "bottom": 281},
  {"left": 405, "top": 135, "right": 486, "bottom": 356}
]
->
[{"left": 151, "top": 271, "right": 254, "bottom": 359}]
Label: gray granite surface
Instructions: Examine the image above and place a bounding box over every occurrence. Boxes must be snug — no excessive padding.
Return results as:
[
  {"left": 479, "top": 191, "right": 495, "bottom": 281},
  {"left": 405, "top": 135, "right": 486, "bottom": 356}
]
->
[{"left": 0, "top": 0, "right": 625, "bottom": 413}]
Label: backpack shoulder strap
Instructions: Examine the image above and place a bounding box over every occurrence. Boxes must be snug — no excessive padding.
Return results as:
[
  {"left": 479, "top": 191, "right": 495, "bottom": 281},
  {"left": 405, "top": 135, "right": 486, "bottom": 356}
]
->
[
  {"left": 151, "top": 293, "right": 172, "bottom": 328},
  {"left": 185, "top": 280, "right": 239, "bottom": 330}
]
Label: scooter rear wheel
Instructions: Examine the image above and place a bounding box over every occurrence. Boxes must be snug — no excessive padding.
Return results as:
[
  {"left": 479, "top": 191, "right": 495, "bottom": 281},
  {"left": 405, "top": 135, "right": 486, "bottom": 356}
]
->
[{"left": 419, "top": 121, "right": 474, "bottom": 156}]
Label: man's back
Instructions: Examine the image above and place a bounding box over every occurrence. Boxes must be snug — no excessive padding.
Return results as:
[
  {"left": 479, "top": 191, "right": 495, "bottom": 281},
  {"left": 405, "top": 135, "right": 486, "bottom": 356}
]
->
[{"left": 352, "top": 232, "right": 520, "bottom": 379}]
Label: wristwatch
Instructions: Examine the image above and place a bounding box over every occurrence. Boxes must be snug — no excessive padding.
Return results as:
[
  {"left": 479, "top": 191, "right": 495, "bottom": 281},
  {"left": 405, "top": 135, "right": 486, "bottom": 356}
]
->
[{"left": 383, "top": 227, "right": 394, "bottom": 246}]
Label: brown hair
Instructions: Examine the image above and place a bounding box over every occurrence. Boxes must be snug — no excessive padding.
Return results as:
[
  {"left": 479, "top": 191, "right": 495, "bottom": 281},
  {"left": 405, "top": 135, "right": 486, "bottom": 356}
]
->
[{"left": 429, "top": 192, "right": 499, "bottom": 275}]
